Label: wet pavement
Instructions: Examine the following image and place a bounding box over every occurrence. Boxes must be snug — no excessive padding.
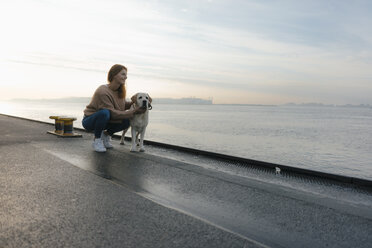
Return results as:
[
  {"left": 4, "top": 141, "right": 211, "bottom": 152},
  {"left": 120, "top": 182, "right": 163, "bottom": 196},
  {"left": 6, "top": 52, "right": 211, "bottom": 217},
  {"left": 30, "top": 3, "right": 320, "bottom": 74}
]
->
[{"left": 1, "top": 114, "right": 372, "bottom": 248}]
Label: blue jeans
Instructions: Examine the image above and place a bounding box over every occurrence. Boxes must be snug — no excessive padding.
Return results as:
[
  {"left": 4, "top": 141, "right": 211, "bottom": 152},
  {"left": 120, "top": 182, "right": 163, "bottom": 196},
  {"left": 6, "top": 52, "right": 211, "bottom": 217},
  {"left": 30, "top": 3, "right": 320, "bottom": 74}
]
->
[{"left": 82, "top": 109, "right": 130, "bottom": 138}]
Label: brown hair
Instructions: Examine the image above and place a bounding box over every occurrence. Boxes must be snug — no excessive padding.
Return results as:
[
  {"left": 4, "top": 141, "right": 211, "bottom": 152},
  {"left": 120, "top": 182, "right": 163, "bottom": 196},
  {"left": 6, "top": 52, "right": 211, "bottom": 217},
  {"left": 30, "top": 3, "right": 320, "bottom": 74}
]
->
[{"left": 107, "top": 64, "right": 127, "bottom": 99}]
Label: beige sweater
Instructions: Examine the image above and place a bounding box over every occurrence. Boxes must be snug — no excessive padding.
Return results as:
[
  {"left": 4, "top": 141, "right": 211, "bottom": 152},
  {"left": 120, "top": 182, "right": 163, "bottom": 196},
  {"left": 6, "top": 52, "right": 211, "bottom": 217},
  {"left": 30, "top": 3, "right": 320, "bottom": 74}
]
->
[{"left": 84, "top": 84, "right": 130, "bottom": 122}]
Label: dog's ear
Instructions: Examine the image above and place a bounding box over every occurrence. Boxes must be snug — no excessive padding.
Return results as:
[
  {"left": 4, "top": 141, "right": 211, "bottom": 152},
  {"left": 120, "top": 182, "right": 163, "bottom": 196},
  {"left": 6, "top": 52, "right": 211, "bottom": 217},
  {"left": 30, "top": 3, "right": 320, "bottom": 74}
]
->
[
  {"left": 147, "top": 94, "right": 152, "bottom": 103},
  {"left": 131, "top": 94, "right": 138, "bottom": 104}
]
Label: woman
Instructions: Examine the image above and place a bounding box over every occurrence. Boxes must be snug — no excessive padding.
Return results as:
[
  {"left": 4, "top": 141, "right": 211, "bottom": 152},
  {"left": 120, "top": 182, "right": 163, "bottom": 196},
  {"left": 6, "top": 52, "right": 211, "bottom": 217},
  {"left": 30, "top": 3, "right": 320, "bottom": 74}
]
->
[{"left": 82, "top": 64, "right": 145, "bottom": 152}]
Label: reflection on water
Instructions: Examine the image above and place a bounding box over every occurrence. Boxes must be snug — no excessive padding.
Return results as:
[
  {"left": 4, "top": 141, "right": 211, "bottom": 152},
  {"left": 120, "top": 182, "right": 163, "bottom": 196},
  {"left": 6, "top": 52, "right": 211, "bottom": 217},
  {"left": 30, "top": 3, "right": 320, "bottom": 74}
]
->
[{"left": 0, "top": 102, "right": 14, "bottom": 114}]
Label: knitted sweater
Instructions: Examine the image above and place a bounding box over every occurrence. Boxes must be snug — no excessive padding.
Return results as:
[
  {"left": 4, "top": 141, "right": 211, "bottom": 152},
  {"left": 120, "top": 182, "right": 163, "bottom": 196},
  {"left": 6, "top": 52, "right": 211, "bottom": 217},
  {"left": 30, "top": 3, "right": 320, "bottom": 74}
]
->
[{"left": 84, "top": 84, "right": 129, "bottom": 122}]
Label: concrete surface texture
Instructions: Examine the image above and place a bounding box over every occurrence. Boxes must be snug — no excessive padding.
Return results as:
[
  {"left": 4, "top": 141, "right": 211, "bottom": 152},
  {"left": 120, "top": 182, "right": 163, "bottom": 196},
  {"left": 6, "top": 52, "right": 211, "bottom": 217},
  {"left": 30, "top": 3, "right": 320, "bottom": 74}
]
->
[{"left": 1, "top": 114, "right": 372, "bottom": 248}]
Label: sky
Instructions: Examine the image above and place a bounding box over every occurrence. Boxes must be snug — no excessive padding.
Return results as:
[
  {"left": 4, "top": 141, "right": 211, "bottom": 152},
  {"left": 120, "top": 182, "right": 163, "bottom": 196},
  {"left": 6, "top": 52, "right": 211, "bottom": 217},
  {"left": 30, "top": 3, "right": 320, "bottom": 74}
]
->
[{"left": 0, "top": 0, "right": 372, "bottom": 105}]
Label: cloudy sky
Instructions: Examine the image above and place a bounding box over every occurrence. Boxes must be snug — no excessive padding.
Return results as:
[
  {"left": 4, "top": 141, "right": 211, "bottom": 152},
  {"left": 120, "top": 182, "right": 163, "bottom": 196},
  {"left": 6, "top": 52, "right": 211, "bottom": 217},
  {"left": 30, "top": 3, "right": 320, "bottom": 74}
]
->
[{"left": 0, "top": 0, "right": 371, "bottom": 104}]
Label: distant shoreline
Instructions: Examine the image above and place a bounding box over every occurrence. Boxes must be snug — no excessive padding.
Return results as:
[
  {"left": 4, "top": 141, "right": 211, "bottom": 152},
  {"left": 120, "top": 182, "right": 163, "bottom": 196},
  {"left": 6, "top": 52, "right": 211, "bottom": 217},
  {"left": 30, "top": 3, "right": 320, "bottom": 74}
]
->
[{"left": 4, "top": 97, "right": 372, "bottom": 108}]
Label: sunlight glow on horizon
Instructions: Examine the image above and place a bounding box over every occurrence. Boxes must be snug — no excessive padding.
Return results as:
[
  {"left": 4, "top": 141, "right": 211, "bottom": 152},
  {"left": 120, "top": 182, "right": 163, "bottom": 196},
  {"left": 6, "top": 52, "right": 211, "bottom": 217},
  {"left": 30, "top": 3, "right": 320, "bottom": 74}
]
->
[{"left": 1, "top": 0, "right": 372, "bottom": 104}]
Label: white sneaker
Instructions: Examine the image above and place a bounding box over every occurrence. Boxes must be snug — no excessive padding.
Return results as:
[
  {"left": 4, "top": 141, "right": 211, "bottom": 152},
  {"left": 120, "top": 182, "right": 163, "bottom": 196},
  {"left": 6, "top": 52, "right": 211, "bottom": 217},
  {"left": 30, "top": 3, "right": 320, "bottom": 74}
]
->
[
  {"left": 101, "top": 131, "right": 113, "bottom": 149},
  {"left": 93, "top": 138, "right": 106, "bottom": 152}
]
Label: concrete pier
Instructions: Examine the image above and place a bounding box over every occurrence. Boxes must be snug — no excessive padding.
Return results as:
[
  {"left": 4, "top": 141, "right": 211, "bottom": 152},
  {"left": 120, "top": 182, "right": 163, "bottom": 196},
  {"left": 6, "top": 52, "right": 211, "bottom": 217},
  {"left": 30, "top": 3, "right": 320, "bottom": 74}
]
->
[{"left": 1, "top": 114, "right": 372, "bottom": 248}]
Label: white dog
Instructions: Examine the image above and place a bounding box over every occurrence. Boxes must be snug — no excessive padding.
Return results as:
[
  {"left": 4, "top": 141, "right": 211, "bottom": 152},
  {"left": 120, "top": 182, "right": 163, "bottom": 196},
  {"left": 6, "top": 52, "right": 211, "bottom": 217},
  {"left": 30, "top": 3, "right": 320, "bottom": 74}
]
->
[{"left": 120, "top": 93, "right": 152, "bottom": 152}]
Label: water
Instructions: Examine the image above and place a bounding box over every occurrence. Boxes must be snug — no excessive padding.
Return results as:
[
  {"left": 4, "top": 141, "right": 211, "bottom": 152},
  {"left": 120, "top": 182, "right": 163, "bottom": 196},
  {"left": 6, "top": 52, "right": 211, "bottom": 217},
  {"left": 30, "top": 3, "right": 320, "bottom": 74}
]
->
[{"left": 1, "top": 100, "right": 372, "bottom": 180}]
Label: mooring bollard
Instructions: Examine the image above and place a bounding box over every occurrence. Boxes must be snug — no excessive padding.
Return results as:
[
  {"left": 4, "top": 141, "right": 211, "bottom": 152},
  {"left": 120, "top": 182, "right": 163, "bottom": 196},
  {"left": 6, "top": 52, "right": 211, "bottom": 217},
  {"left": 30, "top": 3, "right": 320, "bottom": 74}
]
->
[
  {"left": 49, "top": 116, "right": 64, "bottom": 134},
  {"left": 48, "top": 116, "right": 82, "bottom": 137}
]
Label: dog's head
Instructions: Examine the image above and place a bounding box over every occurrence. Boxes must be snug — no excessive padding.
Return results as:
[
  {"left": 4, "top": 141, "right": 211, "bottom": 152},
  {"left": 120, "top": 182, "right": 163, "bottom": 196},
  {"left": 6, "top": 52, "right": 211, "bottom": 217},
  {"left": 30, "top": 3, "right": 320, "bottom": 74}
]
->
[{"left": 131, "top": 93, "right": 152, "bottom": 110}]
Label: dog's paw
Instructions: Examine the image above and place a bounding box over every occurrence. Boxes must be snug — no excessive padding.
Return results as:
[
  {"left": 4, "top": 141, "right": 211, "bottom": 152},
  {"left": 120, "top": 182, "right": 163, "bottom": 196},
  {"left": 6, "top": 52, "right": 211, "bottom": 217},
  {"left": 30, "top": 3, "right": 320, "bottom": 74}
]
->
[
  {"left": 130, "top": 146, "right": 137, "bottom": 152},
  {"left": 120, "top": 141, "right": 125, "bottom": 145},
  {"left": 139, "top": 147, "right": 145, "bottom": 152}
]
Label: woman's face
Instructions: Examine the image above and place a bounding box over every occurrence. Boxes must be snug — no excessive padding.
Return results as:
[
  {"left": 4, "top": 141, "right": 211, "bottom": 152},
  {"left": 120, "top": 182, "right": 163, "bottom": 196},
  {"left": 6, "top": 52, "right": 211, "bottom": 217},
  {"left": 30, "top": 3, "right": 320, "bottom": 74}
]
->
[{"left": 111, "top": 68, "right": 127, "bottom": 90}]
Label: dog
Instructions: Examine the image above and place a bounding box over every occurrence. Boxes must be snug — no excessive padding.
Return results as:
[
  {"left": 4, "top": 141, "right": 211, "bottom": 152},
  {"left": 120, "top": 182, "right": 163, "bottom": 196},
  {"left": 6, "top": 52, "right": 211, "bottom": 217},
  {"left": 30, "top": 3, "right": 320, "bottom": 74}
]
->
[{"left": 120, "top": 93, "right": 152, "bottom": 152}]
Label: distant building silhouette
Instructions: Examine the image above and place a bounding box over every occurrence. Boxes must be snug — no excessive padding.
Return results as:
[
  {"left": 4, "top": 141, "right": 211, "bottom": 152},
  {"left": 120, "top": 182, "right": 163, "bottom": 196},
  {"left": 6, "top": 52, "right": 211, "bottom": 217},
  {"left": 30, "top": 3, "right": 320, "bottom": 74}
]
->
[{"left": 154, "top": 97, "right": 213, "bottom": 105}]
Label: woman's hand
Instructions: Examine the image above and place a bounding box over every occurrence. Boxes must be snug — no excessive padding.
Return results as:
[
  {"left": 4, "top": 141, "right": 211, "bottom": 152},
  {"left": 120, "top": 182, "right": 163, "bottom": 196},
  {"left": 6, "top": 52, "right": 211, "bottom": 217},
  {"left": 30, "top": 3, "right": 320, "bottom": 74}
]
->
[
  {"left": 125, "top": 106, "right": 146, "bottom": 119},
  {"left": 133, "top": 106, "right": 146, "bottom": 115}
]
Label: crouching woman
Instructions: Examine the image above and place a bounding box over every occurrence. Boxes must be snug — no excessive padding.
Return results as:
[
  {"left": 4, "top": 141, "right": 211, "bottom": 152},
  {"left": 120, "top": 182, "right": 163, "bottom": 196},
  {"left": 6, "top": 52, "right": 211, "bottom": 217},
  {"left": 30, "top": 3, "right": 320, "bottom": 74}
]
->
[{"left": 82, "top": 64, "right": 144, "bottom": 152}]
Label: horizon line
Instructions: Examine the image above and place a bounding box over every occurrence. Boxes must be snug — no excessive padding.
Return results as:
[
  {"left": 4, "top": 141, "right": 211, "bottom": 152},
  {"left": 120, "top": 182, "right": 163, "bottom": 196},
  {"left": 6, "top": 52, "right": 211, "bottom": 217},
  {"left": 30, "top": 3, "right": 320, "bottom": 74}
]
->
[{"left": 3, "top": 97, "right": 372, "bottom": 108}]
